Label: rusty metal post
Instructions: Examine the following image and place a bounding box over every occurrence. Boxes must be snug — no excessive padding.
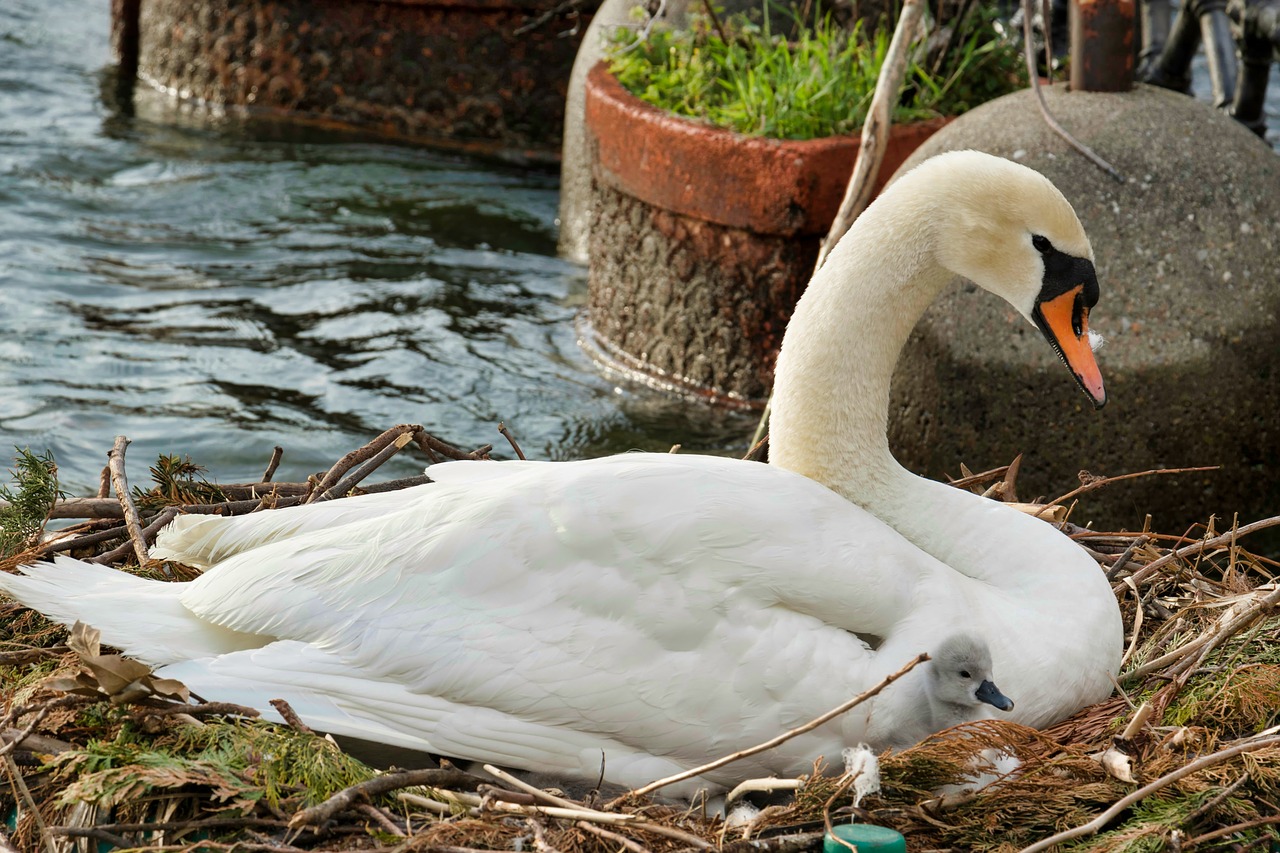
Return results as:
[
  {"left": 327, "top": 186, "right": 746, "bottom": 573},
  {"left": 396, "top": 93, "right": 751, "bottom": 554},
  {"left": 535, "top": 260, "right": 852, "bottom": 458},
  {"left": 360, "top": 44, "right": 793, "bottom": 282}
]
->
[
  {"left": 1070, "top": 0, "right": 1137, "bottom": 91},
  {"left": 110, "top": 0, "right": 141, "bottom": 80}
]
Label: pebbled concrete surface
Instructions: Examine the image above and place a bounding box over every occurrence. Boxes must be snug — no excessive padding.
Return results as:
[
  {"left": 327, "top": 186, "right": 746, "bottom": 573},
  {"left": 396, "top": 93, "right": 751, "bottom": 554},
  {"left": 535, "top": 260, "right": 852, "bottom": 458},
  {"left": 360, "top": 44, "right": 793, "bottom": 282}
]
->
[{"left": 888, "top": 84, "right": 1280, "bottom": 542}]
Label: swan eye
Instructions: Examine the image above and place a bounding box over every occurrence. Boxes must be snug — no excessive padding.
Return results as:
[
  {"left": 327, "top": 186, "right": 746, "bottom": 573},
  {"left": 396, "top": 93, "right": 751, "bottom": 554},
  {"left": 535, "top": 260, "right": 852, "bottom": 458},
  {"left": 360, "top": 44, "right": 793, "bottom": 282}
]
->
[
  {"left": 1031, "top": 235, "right": 1052, "bottom": 253},
  {"left": 959, "top": 670, "right": 971, "bottom": 679}
]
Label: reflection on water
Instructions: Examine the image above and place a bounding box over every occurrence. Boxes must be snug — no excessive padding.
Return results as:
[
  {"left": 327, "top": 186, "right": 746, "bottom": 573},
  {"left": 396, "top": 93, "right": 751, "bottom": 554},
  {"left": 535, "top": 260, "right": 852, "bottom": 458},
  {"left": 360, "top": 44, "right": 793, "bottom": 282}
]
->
[{"left": 0, "top": 0, "right": 755, "bottom": 494}]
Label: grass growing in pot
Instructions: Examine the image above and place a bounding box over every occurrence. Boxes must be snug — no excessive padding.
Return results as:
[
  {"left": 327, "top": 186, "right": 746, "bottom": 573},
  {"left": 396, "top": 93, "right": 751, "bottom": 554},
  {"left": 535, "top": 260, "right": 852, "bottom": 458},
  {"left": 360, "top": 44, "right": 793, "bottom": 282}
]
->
[{"left": 607, "top": 3, "right": 1026, "bottom": 139}]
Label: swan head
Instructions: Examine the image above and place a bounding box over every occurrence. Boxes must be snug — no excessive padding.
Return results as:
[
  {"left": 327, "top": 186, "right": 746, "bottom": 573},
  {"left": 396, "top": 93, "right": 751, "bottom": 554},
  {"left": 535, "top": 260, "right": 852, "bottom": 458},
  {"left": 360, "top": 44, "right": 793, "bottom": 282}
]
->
[
  {"left": 928, "top": 633, "right": 1015, "bottom": 713},
  {"left": 904, "top": 151, "right": 1107, "bottom": 408}
]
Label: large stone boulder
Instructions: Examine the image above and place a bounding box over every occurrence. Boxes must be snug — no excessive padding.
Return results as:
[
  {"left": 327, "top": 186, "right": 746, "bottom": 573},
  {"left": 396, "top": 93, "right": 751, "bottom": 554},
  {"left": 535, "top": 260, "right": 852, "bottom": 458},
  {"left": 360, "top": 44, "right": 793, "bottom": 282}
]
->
[{"left": 888, "top": 85, "right": 1280, "bottom": 541}]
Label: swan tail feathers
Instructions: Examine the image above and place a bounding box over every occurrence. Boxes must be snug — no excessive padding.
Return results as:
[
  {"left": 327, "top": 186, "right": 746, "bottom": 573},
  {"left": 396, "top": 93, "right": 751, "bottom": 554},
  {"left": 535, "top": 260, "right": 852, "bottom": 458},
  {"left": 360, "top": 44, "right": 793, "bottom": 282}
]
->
[
  {"left": 151, "top": 489, "right": 420, "bottom": 567},
  {"left": 151, "top": 461, "right": 551, "bottom": 568},
  {"left": 0, "top": 557, "right": 268, "bottom": 666}
]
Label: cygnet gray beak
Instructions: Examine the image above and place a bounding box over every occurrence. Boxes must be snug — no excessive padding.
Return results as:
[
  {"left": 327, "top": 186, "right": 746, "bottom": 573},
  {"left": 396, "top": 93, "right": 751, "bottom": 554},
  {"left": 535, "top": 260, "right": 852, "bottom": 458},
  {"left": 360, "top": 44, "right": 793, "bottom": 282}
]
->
[{"left": 976, "top": 679, "right": 1015, "bottom": 712}]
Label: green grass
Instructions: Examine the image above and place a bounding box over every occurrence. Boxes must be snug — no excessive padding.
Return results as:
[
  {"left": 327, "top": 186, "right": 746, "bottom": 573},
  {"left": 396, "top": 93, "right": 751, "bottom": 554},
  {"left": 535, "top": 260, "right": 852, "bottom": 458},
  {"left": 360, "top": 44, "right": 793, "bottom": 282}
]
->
[{"left": 607, "top": 2, "right": 1026, "bottom": 139}]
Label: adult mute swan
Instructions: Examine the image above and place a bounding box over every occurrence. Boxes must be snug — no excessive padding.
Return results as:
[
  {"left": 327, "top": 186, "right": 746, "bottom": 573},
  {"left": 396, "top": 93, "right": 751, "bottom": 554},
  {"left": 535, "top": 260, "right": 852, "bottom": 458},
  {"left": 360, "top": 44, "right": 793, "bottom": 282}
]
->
[{"left": 0, "top": 151, "right": 1122, "bottom": 794}]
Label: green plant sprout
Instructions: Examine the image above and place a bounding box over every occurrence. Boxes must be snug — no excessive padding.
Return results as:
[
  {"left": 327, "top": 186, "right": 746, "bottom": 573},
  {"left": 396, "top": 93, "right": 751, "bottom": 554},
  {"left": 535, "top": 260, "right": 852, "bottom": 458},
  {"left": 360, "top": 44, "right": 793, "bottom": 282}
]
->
[{"left": 607, "top": 2, "right": 1026, "bottom": 139}]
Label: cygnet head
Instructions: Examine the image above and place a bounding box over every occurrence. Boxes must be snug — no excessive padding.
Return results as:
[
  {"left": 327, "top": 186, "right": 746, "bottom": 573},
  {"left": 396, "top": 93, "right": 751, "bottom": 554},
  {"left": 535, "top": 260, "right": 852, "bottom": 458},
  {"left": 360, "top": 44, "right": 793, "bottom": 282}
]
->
[
  {"left": 894, "top": 150, "right": 1106, "bottom": 409},
  {"left": 928, "top": 633, "right": 1015, "bottom": 713}
]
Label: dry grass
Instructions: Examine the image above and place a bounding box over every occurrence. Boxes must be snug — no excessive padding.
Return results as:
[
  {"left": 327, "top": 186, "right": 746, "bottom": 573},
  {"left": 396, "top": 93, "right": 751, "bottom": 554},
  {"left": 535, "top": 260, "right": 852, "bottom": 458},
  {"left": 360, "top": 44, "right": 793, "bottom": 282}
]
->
[{"left": 1, "top": 437, "right": 1278, "bottom": 852}]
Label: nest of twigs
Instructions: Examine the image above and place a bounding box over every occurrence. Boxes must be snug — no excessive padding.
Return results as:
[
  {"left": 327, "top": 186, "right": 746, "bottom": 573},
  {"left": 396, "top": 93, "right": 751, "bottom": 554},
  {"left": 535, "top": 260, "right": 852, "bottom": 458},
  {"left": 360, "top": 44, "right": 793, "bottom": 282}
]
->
[{"left": 1, "top": 426, "right": 1278, "bottom": 852}]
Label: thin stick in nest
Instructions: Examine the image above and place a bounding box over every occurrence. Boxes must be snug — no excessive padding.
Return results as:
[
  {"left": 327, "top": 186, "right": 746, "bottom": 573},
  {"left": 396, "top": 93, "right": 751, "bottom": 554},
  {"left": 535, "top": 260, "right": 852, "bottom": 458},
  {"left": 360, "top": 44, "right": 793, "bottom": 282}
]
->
[
  {"left": 610, "top": 652, "right": 928, "bottom": 804},
  {"left": 307, "top": 424, "right": 421, "bottom": 504},
  {"left": 1120, "top": 514, "right": 1280, "bottom": 589},
  {"left": 105, "top": 435, "right": 151, "bottom": 569},
  {"left": 1016, "top": 731, "right": 1280, "bottom": 853},
  {"left": 289, "top": 768, "right": 490, "bottom": 828},
  {"left": 498, "top": 422, "right": 527, "bottom": 461}
]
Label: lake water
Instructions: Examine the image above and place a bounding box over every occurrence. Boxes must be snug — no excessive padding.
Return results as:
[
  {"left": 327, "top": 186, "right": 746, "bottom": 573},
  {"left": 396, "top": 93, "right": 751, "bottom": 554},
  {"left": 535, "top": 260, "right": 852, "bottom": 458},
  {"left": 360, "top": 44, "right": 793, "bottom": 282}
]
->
[
  {"left": 0, "top": 0, "right": 757, "bottom": 494},
  {"left": 1, "top": 0, "right": 1276, "bottom": 494}
]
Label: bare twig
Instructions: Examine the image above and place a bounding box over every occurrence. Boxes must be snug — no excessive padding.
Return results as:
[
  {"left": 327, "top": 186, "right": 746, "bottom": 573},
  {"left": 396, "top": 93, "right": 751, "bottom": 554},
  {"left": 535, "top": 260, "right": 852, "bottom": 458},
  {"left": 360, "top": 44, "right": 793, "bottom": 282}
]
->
[
  {"left": 0, "top": 496, "right": 123, "bottom": 519},
  {"left": 1020, "top": 0, "right": 1124, "bottom": 183},
  {"left": 307, "top": 424, "right": 422, "bottom": 504},
  {"left": 261, "top": 446, "right": 283, "bottom": 482},
  {"left": 742, "top": 433, "right": 769, "bottom": 461},
  {"left": 316, "top": 432, "right": 415, "bottom": 502},
  {"left": 356, "top": 802, "right": 406, "bottom": 837},
  {"left": 820, "top": 773, "right": 858, "bottom": 852},
  {"left": 105, "top": 436, "right": 150, "bottom": 567},
  {"left": 1105, "top": 534, "right": 1150, "bottom": 581},
  {"left": 1, "top": 729, "right": 74, "bottom": 756},
  {"left": 362, "top": 475, "right": 432, "bottom": 493},
  {"left": 4, "top": 754, "right": 55, "bottom": 853},
  {"left": 1119, "top": 515, "right": 1280, "bottom": 590},
  {"left": 269, "top": 698, "right": 315, "bottom": 734},
  {"left": 577, "top": 821, "right": 654, "bottom": 853},
  {"left": 413, "top": 431, "right": 493, "bottom": 462},
  {"left": 290, "top": 769, "right": 489, "bottom": 828},
  {"left": 139, "top": 700, "right": 262, "bottom": 718},
  {"left": 498, "top": 422, "right": 527, "bottom": 461},
  {"left": 1040, "top": 466, "right": 1219, "bottom": 516},
  {"left": 43, "top": 522, "right": 129, "bottom": 553},
  {"left": 1016, "top": 732, "right": 1280, "bottom": 853},
  {"left": 46, "top": 826, "right": 128, "bottom": 851},
  {"left": 482, "top": 764, "right": 582, "bottom": 810},
  {"left": 947, "top": 463, "right": 1013, "bottom": 492},
  {"left": 1183, "top": 813, "right": 1280, "bottom": 847},
  {"left": 611, "top": 652, "right": 929, "bottom": 803},
  {"left": 699, "top": 0, "right": 730, "bottom": 44},
  {"left": 747, "top": 0, "right": 925, "bottom": 450},
  {"left": 0, "top": 698, "right": 79, "bottom": 759},
  {"left": 1122, "top": 585, "right": 1280, "bottom": 682},
  {"left": 815, "top": 0, "right": 925, "bottom": 269},
  {"left": 513, "top": 0, "right": 590, "bottom": 36},
  {"left": 92, "top": 506, "right": 178, "bottom": 566}
]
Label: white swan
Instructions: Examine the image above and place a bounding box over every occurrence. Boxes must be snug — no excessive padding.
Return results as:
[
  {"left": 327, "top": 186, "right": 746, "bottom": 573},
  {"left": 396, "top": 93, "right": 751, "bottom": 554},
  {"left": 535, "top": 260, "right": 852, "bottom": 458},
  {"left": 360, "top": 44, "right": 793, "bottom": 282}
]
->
[{"left": 0, "top": 151, "right": 1122, "bottom": 795}]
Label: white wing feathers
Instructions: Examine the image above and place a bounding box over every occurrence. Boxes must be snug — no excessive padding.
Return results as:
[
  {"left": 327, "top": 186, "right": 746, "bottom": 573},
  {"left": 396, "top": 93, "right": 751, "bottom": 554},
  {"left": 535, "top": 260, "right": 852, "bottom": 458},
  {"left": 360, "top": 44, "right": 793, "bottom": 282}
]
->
[{"left": 0, "top": 557, "right": 265, "bottom": 666}]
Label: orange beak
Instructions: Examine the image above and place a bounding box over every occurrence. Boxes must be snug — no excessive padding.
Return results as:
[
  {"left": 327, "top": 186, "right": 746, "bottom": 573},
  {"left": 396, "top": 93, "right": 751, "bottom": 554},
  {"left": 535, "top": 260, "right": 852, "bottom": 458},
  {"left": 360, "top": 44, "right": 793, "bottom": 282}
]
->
[{"left": 1033, "top": 286, "right": 1106, "bottom": 408}]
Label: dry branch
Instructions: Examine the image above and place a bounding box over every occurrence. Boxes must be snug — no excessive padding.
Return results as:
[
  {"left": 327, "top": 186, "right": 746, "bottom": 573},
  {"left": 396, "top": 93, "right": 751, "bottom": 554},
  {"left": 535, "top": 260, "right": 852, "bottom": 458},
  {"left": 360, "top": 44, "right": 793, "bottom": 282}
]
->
[
  {"left": 612, "top": 652, "right": 929, "bottom": 803},
  {"left": 1119, "top": 514, "right": 1280, "bottom": 588},
  {"left": 261, "top": 446, "right": 283, "bottom": 482},
  {"left": 307, "top": 424, "right": 422, "bottom": 503},
  {"left": 815, "top": 0, "right": 925, "bottom": 269},
  {"left": 106, "top": 435, "right": 149, "bottom": 567},
  {"left": 1017, "top": 732, "right": 1280, "bottom": 852},
  {"left": 1019, "top": 0, "right": 1124, "bottom": 182},
  {"left": 290, "top": 768, "right": 490, "bottom": 828},
  {"left": 91, "top": 506, "right": 177, "bottom": 566},
  {"left": 314, "top": 432, "right": 415, "bottom": 502}
]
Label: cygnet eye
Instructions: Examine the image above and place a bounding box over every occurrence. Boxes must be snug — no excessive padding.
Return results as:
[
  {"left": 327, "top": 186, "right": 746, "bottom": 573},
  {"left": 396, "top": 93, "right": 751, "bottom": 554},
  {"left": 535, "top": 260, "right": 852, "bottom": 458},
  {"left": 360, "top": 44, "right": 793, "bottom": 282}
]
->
[
  {"left": 959, "top": 670, "right": 971, "bottom": 679},
  {"left": 1031, "top": 234, "right": 1051, "bottom": 253}
]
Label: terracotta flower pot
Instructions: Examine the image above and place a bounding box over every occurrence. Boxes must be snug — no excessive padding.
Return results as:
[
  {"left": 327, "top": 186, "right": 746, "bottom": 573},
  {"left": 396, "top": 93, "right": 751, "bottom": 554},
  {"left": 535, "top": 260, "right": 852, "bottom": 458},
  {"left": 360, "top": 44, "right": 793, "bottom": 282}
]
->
[{"left": 581, "top": 61, "right": 949, "bottom": 404}]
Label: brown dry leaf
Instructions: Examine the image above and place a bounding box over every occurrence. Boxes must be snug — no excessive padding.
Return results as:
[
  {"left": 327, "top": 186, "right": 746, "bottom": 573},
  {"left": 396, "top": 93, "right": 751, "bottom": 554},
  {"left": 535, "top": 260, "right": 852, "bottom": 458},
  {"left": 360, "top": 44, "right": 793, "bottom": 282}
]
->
[{"left": 46, "top": 620, "right": 190, "bottom": 704}]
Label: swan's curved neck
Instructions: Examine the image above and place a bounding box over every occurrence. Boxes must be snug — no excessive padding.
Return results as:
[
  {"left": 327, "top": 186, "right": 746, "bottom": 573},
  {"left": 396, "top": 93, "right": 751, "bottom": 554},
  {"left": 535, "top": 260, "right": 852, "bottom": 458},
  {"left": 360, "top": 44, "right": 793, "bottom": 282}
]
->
[{"left": 769, "top": 191, "right": 949, "bottom": 503}]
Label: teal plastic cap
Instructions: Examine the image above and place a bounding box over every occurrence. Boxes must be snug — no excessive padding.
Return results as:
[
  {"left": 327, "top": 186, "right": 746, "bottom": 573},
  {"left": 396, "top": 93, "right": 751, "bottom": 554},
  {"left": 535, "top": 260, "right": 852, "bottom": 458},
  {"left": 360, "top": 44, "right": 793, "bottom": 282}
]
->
[{"left": 823, "top": 823, "right": 907, "bottom": 853}]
